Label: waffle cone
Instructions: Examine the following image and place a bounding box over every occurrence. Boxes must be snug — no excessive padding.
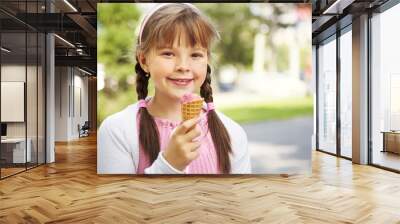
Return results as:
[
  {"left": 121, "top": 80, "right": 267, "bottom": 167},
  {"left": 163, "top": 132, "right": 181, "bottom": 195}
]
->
[{"left": 182, "top": 99, "right": 204, "bottom": 121}]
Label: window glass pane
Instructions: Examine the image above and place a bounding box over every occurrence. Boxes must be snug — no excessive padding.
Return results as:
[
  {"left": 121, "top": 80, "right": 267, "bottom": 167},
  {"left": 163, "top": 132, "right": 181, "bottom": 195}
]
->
[
  {"left": 318, "top": 37, "right": 337, "bottom": 154},
  {"left": 371, "top": 4, "right": 400, "bottom": 171},
  {"left": 1, "top": 28, "right": 27, "bottom": 178},
  {"left": 1, "top": 0, "right": 46, "bottom": 179},
  {"left": 340, "top": 29, "right": 352, "bottom": 158}
]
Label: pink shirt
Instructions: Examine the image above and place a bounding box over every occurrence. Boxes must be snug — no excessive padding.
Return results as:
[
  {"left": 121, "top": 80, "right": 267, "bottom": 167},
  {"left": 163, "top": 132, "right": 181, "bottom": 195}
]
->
[{"left": 136, "top": 107, "right": 221, "bottom": 174}]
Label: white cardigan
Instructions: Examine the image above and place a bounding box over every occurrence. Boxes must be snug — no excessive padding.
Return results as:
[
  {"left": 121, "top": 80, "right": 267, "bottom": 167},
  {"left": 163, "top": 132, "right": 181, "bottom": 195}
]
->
[{"left": 97, "top": 101, "right": 251, "bottom": 174}]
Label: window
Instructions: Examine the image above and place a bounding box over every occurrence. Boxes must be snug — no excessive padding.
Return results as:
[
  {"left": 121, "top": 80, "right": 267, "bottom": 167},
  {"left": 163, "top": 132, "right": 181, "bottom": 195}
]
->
[
  {"left": 371, "top": 3, "right": 400, "bottom": 171},
  {"left": 317, "top": 36, "right": 337, "bottom": 154},
  {"left": 339, "top": 28, "right": 352, "bottom": 158},
  {"left": 0, "top": 1, "right": 46, "bottom": 179}
]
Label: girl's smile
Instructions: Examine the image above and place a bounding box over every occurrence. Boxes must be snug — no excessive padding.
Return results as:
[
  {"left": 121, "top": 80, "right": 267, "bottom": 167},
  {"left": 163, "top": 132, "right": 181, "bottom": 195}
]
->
[{"left": 166, "top": 77, "right": 194, "bottom": 87}]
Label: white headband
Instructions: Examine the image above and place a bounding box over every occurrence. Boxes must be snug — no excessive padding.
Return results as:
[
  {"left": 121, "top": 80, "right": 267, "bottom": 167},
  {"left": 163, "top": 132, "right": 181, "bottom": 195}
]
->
[{"left": 138, "top": 3, "right": 200, "bottom": 45}]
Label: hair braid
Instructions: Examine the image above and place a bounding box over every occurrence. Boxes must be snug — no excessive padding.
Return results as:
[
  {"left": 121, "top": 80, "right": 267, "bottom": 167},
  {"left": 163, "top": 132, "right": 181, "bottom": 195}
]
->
[
  {"left": 135, "top": 61, "right": 160, "bottom": 163},
  {"left": 200, "top": 65, "right": 233, "bottom": 174}
]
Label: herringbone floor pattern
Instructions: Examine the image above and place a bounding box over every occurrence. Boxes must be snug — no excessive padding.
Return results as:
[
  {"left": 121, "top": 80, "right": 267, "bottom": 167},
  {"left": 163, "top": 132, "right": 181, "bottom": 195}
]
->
[{"left": 1, "top": 134, "right": 400, "bottom": 223}]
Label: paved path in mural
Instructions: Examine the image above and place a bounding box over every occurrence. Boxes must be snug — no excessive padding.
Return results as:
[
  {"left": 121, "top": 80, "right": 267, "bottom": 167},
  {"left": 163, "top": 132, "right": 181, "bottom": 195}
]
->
[{"left": 242, "top": 116, "right": 313, "bottom": 174}]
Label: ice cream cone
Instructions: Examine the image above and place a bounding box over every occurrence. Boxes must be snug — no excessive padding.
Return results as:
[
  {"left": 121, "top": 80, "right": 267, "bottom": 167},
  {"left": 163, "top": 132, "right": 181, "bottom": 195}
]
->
[
  {"left": 181, "top": 93, "right": 204, "bottom": 121},
  {"left": 182, "top": 99, "right": 204, "bottom": 121}
]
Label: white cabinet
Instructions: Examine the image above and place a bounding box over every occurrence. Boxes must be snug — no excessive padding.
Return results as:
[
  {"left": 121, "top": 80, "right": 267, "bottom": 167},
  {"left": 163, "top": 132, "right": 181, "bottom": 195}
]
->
[
  {"left": 1, "top": 138, "right": 31, "bottom": 163},
  {"left": 1, "top": 82, "right": 25, "bottom": 122}
]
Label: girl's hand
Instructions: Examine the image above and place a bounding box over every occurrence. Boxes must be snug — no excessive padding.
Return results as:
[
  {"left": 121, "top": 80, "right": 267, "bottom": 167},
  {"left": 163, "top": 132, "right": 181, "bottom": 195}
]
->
[{"left": 162, "top": 117, "right": 202, "bottom": 171}]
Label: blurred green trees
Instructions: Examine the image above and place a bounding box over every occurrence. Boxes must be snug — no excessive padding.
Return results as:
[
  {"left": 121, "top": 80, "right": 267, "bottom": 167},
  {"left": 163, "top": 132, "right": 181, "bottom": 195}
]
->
[
  {"left": 197, "top": 4, "right": 295, "bottom": 70},
  {"left": 98, "top": 3, "right": 140, "bottom": 124},
  {"left": 98, "top": 3, "right": 139, "bottom": 82},
  {"left": 197, "top": 4, "right": 257, "bottom": 70}
]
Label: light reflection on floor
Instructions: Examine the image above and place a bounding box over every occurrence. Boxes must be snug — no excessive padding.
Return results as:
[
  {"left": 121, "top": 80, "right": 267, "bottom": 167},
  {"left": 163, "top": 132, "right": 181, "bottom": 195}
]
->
[{"left": 372, "top": 151, "right": 400, "bottom": 171}]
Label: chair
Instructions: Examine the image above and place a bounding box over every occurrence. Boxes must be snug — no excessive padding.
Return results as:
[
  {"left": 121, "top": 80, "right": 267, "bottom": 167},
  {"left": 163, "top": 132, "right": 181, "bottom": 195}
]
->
[{"left": 78, "top": 121, "right": 90, "bottom": 138}]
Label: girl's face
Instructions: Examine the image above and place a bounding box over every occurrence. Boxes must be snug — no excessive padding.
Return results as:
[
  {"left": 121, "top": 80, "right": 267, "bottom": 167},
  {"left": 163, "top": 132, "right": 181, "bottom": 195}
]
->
[{"left": 139, "top": 35, "right": 208, "bottom": 101}]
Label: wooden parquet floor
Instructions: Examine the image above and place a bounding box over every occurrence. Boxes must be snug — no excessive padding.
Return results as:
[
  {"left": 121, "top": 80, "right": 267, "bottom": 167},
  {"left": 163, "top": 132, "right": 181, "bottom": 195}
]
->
[
  {"left": 1, "top": 167, "right": 26, "bottom": 178},
  {"left": 1, "top": 134, "right": 400, "bottom": 223}
]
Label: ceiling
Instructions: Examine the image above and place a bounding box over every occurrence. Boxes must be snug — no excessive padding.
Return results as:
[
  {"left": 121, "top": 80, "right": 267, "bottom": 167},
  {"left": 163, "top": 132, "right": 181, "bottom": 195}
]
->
[
  {"left": 312, "top": 0, "right": 390, "bottom": 44},
  {"left": 0, "top": 0, "right": 98, "bottom": 75}
]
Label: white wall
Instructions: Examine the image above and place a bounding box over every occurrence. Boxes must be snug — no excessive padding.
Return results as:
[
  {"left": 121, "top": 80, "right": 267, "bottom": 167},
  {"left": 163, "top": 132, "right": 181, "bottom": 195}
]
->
[
  {"left": 71, "top": 71, "right": 89, "bottom": 138},
  {"left": 55, "top": 66, "right": 69, "bottom": 141},
  {"left": 55, "top": 67, "right": 89, "bottom": 141}
]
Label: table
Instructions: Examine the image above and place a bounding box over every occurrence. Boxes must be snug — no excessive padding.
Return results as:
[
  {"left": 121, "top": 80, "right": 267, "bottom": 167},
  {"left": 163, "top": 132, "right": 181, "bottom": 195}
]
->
[
  {"left": 381, "top": 131, "right": 400, "bottom": 154},
  {"left": 1, "top": 138, "right": 31, "bottom": 163}
]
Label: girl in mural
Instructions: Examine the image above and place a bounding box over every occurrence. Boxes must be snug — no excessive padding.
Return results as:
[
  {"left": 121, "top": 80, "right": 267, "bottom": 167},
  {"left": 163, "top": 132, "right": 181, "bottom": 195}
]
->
[{"left": 98, "top": 3, "right": 251, "bottom": 174}]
